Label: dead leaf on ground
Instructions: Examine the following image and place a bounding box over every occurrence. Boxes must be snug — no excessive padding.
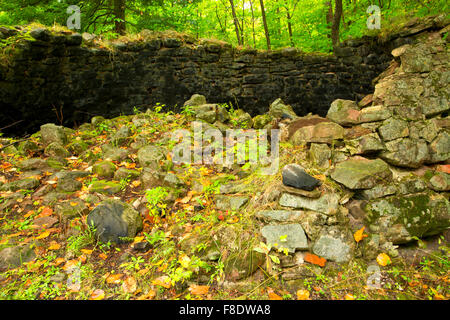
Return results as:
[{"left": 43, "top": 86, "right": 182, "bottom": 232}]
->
[
  {"left": 304, "top": 253, "right": 326, "bottom": 267},
  {"left": 189, "top": 285, "right": 209, "bottom": 295}
]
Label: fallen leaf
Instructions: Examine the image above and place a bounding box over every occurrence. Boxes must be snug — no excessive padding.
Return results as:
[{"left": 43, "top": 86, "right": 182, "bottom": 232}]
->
[
  {"left": 344, "top": 294, "right": 355, "bottom": 300},
  {"left": 133, "top": 236, "right": 145, "bottom": 244},
  {"left": 296, "top": 289, "right": 310, "bottom": 300},
  {"left": 106, "top": 273, "right": 123, "bottom": 284},
  {"left": 354, "top": 226, "right": 368, "bottom": 243},
  {"left": 35, "top": 230, "right": 50, "bottom": 240},
  {"left": 99, "top": 253, "right": 108, "bottom": 260},
  {"left": 122, "top": 276, "right": 137, "bottom": 294},
  {"left": 376, "top": 253, "right": 391, "bottom": 267},
  {"left": 131, "top": 180, "right": 141, "bottom": 188},
  {"left": 189, "top": 285, "right": 209, "bottom": 295},
  {"left": 62, "top": 259, "right": 79, "bottom": 271},
  {"left": 53, "top": 257, "right": 65, "bottom": 266},
  {"left": 38, "top": 207, "right": 53, "bottom": 218},
  {"left": 90, "top": 289, "right": 105, "bottom": 300},
  {"left": 137, "top": 289, "right": 156, "bottom": 300},
  {"left": 267, "top": 287, "right": 283, "bottom": 300},
  {"left": 304, "top": 253, "right": 326, "bottom": 267},
  {"left": 152, "top": 276, "right": 171, "bottom": 289},
  {"left": 81, "top": 249, "right": 93, "bottom": 255},
  {"left": 47, "top": 241, "right": 61, "bottom": 251}
]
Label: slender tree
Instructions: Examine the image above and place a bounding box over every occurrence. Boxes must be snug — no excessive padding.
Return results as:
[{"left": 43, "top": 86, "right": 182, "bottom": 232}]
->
[
  {"left": 259, "top": 0, "right": 271, "bottom": 50},
  {"left": 331, "top": 0, "right": 343, "bottom": 47},
  {"left": 229, "top": 0, "right": 242, "bottom": 46}
]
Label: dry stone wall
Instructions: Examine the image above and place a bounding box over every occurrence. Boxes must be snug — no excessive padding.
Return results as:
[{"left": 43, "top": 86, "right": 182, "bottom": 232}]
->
[{"left": 0, "top": 21, "right": 434, "bottom": 136}]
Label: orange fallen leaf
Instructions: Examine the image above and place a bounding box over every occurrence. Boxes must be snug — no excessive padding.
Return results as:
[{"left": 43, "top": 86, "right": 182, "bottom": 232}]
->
[
  {"left": 296, "top": 289, "right": 310, "bottom": 300},
  {"left": 106, "top": 273, "right": 123, "bottom": 285},
  {"left": 131, "top": 180, "right": 141, "bottom": 188},
  {"left": 38, "top": 207, "right": 53, "bottom": 218},
  {"left": 304, "top": 253, "right": 326, "bottom": 267},
  {"left": 137, "top": 289, "right": 156, "bottom": 300},
  {"left": 122, "top": 276, "right": 137, "bottom": 294},
  {"left": 376, "top": 253, "right": 391, "bottom": 267},
  {"left": 47, "top": 241, "right": 61, "bottom": 251},
  {"left": 354, "top": 226, "right": 368, "bottom": 243},
  {"left": 344, "top": 294, "right": 355, "bottom": 300},
  {"left": 78, "top": 254, "right": 87, "bottom": 263},
  {"left": 62, "top": 259, "right": 79, "bottom": 271},
  {"left": 267, "top": 287, "right": 283, "bottom": 300},
  {"left": 53, "top": 257, "right": 65, "bottom": 266},
  {"left": 23, "top": 210, "right": 35, "bottom": 219},
  {"left": 152, "top": 276, "right": 171, "bottom": 289},
  {"left": 189, "top": 285, "right": 209, "bottom": 295},
  {"left": 98, "top": 253, "right": 108, "bottom": 260},
  {"left": 81, "top": 249, "right": 93, "bottom": 255},
  {"left": 90, "top": 289, "right": 105, "bottom": 300}
]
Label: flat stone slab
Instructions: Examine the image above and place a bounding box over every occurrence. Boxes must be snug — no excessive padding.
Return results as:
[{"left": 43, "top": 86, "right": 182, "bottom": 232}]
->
[
  {"left": 312, "top": 235, "right": 351, "bottom": 263},
  {"left": 279, "top": 193, "right": 339, "bottom": 215},
  {"left": 261, "top": 223, "right": 308, "bottom": 253},
  {"left": 255, "top": 210, "right": 303, "bottom": 223},
  {"left": 330, "top": 158, "right": 392, "bottom": 189},
  {"left": 215, "top": 195, "right": 249, "bottom": 211}
]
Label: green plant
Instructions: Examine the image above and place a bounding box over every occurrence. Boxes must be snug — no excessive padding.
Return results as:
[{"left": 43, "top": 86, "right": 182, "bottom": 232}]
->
[
  {"left": 66, "top": 225, "right": 97, "bottom": 255},
  {"left": 120, "top": 256, "right": 146, "bottom": 271},
  {"left": 145, "top": 187, "right": 169, "bottom": 217}
]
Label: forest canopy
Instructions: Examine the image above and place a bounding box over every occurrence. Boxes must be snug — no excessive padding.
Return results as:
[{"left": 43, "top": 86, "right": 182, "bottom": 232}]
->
[{"left": 0, "top": 0, "right": 448, "bottom": 52}]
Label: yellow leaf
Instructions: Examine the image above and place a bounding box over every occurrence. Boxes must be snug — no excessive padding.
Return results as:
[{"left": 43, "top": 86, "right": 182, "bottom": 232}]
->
[
  {"left": 133, "top": 236, "right": 145, "bottom": 244},
  {"left": 81, "top": 249, "right": 93, "bottom": 255},
  {"left": 131, "top": 180, "right": 141, "bottom": 188},
  {"left": 344, "top": 294, "right": 355, "bottom": 300},
  {"left": 137, "top": 289, "right": 156, "bottom": 300},
  {"left": 35, "top": 230, "right": 50, "bottom": 240},
  {"left": 90, "top": 289, "right": 105, "bottom": 300},
  {"left": 267, "top": 288, "right": 283, "bottom": 300},
  {"left": 179, "top": 254, "right": 191, "bottom": 269},
  {"left": 152, "top": 276, "right": 171, "bottom": 289},
  {"left": 189, "top": 285, "right": 209, "bottom": 295},
  {"left": 376, "top": 253, "right": 391, "bottom": 267},
  {"left": 70, "top": 202, "right": 79, "bottom": 207},
  {"left": 53, "top": 257, "right": 65, "bottom": 266},
  {"left": 353, "top": 226, "right": 368, "bottom": 243},
  {"left": 296, "top": 289, "right": 310, "bottom": 300},
  {"left": 48, "top": 241, "right": 61, "bottom": 251}
]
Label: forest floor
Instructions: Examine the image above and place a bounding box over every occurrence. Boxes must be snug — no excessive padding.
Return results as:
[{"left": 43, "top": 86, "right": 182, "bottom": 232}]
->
[{"left": 0, "top": 107, "right": 449, "bottom": 300}]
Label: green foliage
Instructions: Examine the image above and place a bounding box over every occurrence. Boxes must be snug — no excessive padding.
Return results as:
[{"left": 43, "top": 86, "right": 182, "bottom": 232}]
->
[
  {"left": 1, "top": 0, "right": 447, "bottom": 53},
  {"left": 145, "top": 186, "right": 168, "bottom": 216}
]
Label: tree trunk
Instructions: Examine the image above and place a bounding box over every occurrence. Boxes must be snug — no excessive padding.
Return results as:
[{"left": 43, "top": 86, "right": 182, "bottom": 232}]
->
[
  {"left": 331, "top": 0, "right": 342, "bottom": 47},
  {"left": 259, "top": 0, "right": 271, "bottom": 50},
  {"left": 286, "top": 10, "right": 294, "bottom": 47},
  {"left": 229, "top": 0, "right": 242, "bottom": 46},
  {"left": 249, "top": 0, "right": 256, "bottom": 47},
  {"left": 113, "top": 0, "right": 126, "bottom": 35}
]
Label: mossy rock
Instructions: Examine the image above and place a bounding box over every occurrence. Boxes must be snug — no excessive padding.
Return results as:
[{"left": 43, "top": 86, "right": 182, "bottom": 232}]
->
[
  {"left": 92, "top": 160, "right": 117, "bottom": 179},
  {"left": 224, "top": 249, "right": 265, "bottom": 280},
  {"left": 89, "top": 180, "right": 122, "bottom": 195}
]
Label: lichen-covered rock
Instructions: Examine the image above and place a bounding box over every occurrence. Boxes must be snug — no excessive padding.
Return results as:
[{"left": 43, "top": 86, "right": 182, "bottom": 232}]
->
[
  {"left": 0, "top": 177, "right": 40, "bottom": 192},
  {"left": 364, "top": 193, "right": 450, "bottom": 244},
  {"left": 345, "top": 133, "right": 384, "bottom": 155},
  {"left": 428, "top": 131, "right": 450, "bottom": 163},
  {"left": 279, "top": 193, "right": 339, "bottom": 215},
  {"left": 184, "top": 94, "right": 207, "bottom": 107},
  {"left": 429, "top": 172, "right": 450, "bottom": 191},
  {"left": 215, "top": 195, "right": 249, "bottom": 211},
  {"left": 309, "top": 143, "right": 331, "bottom": 168},
  {"left": 358, "top": 105, "right": 391, "bottom": 123},
  {"left": 55, "top": 199, "right": 88, "bottom": 220},
  {"left": 0, "top": 245, "right": 36, "bottom": 270},
  {"left": 110, "top": 126, "right": 131, "bottom": 146},
  {"left": 330, "top": 158, "right": 392, "bottom": 190},
  {"left": 312, "top": 227, "right": 353, "bottom": 263},
  {"left": 87, "top": 199, "right": 143, "bottom": 243},
  {"left": 268, "top": 98, "right": 297, "bottom": 119},
  {"left": 44, "top": 142, "right": 70, "bottom": 158},
  {"left": 137, "top": 145, "right": 166, "bottom": 169},
  {"left": 40, "top": 123, "right": 67, "bottom": 146},
  {"left": 261, "top": 224, "right": 308, "bottom": 253},
  {"left": 380, "top": 138, "right": 429, "bottom": 168},
  {"left": 291, "top": 122, "right": 344, "bottom": 145},
  {"left": 378, "top": 118, "right": 409, "bottom": 142},
  {"left": 326, "top": 99, "right": 360, "bottom": 126},
  {"left": 253, "top": 114, "right": 273, "bottom": 129},
  {"left": 89, "top": 180, "right": 122, "bottom": 195},
  {"left": 192, "top": 104, "right": 218, "bottom": 123}
]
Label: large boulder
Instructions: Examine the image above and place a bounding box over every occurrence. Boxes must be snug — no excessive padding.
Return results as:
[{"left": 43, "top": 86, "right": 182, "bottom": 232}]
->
[
  {"left": 184, "top": 94, "right": 207, "bottom": 107},
  {"left": 364, "top": 193, "right": 450, "bottom": 244},
  {"left": 87, "top": 199, "right": 143, "bottom": 243},
  {"left": 326, "top": 99, "right": 360, "bottom": 126},
  {"left": 40, "top": 123, "right": 67, "bottom": 146},
  {"left": 268, "top": 98, "right": 297, "bottom": 119}
]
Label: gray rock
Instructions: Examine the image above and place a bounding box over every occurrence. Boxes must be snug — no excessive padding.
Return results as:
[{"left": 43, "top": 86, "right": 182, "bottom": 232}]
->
[
  {"left": 291, "top": 122, "right": 344, "bottom": 145},
  {"left": 380, "top": 138, "right": 429, "bottom": 168},
  {"left": 44, "top": 142, "right": 70, "bottom": 158},
  {"left": 255, "top": 210, "right": 303, "bottom": 223},
  {"left": 87, "top": 199, "right": 143, "bottom": 243},
  {"left": 89, "top": 180, "right": 122, "bottom": 195},
  {"left": 282, "top": 164, "right": 321, "bottom": 191},
  {"left": 163, "top": 172, "right": 184, "bottom": 187},
  {"left": 0, "top": 177, "right": 40, "bottom": 192},
  {"left": 184, "top": 94, "right": 207, "bottom": 107},
  {"left": 110, "top": 126, "right": 131, "bottom": 146},
  {"left": 378, "top": 118, "right": 409, "bottom": 142},
  {"left": 215, "top": 195, "right": 249, "bottom": 211},
  {"left": 326, "top": 99, "right": 360, "bottom": 126},
  {"left": 56, "top": 177, "right": 82, "bottom": 193},
  {"left": 330, "top": 158, "right": 392, "bottom": 190},
  {"left": 114, "top": 167, "right": 140, "bottom": 181},
  {"left": 364, "top": 193, "right": 450, "bottom": 244},
  {"left": 309, "top": 143, "right": 331, "bottom": 168},
  {"left": 358, "top": 105, "right": 391, "bottom": 123},
  {"left": 137, "top": 145, "right": 166, "bottom": 169},
  {"left": 312, "top": 233, "right": 352, "bottom": 263},
  {"left": 102, "top": 144, "right": 129, "bottom": 161},
  {"left": 268, "top": 98, "right": 297, "bottom": 119},
  {"left": 92, "top": 160, "right": 117, "bottom": 179},
  {"left": 0, "top": 245, "right": 36, "bottom": 270},
  {"left": 17, "top": 158, "right": 50, "bottom": 171},
  {"left": 428, "top": 132, "right": 450, "bottom": 163},
  {"left": 261, "top": 224, "right": 308, "bottom": 253},
  {"left": 55, "top": 199, "right": 88, "bottom": 220},
  {"left": 429, "top": 172, "right": 450, "bottom": 191},
  {"left": 279, "top": 193, "right": 339, "bottom": 215},
  {"left": 40, "top": 123, "right": 67, "bottom": 146}
]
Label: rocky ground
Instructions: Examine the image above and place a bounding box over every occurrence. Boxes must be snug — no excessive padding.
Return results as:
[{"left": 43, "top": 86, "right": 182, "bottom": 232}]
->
[{"left": 0, "top": 24, "right": 449, "bottom": 301}]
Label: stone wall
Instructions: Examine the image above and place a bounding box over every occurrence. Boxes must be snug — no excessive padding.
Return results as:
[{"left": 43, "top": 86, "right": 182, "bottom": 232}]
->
[{"left": 0, "top": 15, "right": 447, "bottom": 136}]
